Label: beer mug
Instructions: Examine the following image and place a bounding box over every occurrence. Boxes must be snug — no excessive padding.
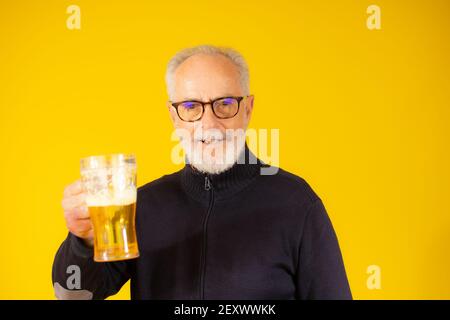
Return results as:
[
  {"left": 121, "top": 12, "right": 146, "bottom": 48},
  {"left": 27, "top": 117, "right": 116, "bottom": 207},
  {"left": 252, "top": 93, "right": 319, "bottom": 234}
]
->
[{"left": 80, "top": 154, "right": 139, "bottom": 262}]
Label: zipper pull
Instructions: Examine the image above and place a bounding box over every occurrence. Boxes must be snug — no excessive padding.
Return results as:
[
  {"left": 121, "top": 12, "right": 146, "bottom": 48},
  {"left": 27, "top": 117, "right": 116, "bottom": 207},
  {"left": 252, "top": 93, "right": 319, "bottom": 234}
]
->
[{"left": 204, "top": 176, "right": 211, "bottom": 191}]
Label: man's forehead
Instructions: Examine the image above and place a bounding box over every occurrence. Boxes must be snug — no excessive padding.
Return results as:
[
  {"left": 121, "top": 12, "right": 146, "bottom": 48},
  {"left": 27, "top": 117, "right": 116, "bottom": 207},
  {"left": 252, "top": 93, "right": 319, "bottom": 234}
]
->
[
  {"left": 173, "top": 56, "right": 243, "bottom": 101},
  {"left": 178, "top": 93, "right": 238, "bottom": 102},
  {"left": 174, "top": 55, "right": 240, "bottom": 82},
  {"left": 173, "top": 81, "right": 243, "bottom": 101},
  {"left": 175, "top": 64, "right": 239, "bottom": 84}
]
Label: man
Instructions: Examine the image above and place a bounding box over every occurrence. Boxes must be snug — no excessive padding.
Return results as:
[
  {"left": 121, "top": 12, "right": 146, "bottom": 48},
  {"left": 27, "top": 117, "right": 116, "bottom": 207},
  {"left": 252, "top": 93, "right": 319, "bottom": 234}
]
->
[{"left": 53, "top": 45, "right": 352, "bottom": 300}]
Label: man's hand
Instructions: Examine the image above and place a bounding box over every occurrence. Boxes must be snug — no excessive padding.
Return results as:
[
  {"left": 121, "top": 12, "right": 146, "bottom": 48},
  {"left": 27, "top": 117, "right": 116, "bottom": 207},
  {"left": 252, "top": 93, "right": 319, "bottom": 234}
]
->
[{"left": 62, "top": 179, "right": 94, "bottom": 247}]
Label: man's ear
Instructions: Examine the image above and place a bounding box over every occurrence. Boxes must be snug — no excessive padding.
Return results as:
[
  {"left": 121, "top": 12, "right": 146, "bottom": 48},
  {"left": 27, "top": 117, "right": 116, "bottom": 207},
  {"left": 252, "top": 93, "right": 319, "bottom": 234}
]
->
[
  {"left": 245, "top": 95, "right": 254, "bottom": 120},
  {"left": 167, "top": 101, "right": 177, "bottom": 124}
]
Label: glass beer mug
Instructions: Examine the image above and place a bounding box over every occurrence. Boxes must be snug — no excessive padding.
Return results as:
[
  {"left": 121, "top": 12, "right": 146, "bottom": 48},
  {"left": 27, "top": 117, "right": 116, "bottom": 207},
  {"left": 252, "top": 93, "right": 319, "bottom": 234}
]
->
[{"left": 80, "top": 154, "right": 139, "bottom": 262}]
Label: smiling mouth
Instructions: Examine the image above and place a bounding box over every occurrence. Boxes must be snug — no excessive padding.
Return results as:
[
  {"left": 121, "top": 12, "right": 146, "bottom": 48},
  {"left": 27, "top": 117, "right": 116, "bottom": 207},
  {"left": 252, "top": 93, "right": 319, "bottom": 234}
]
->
[{"left": 198, "top": 138, "right": 224, "bottom": 145}]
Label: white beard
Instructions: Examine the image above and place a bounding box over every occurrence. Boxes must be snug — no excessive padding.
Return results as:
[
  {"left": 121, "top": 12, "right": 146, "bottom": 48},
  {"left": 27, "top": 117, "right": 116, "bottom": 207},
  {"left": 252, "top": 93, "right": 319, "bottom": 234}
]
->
[{"left": 180, "top": 128, "right": 246, "bottom": 175}]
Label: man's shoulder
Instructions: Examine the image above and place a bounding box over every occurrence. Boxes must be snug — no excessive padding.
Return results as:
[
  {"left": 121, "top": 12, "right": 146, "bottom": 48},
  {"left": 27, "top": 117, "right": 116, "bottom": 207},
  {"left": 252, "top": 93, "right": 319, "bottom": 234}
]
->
[
  {"left": 137, "top": 168, "right": 183, "bottom": 197},
  {"left": 258, "top": 165, "right": 321, "bottom": 206}
]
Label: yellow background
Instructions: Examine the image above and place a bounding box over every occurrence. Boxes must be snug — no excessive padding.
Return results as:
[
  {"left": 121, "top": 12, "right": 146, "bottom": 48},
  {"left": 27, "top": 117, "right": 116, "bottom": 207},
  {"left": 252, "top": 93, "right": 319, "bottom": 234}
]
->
[{"left": 0, "top": 0, "right": 449, "bottom": 299}]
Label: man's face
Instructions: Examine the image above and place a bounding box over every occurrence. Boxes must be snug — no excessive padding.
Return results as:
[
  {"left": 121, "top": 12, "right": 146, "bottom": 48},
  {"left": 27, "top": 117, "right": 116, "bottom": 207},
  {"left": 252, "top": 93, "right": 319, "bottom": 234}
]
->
[{"left": 168, "top": 53, "right": 254, "bottom": 174}]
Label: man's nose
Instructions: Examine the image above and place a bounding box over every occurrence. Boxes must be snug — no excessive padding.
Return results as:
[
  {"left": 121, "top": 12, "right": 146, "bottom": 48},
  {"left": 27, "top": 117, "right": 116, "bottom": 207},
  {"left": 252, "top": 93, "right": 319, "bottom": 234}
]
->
[{"left": 199, "top": 103, "right": 220, "bottom": 129}]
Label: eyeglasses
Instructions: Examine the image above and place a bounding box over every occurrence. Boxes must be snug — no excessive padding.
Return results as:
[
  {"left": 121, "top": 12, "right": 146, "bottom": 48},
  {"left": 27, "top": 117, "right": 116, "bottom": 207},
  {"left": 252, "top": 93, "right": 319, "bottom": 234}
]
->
[{"left": 170, "top": 96, "right": 248, "bottom": 122}]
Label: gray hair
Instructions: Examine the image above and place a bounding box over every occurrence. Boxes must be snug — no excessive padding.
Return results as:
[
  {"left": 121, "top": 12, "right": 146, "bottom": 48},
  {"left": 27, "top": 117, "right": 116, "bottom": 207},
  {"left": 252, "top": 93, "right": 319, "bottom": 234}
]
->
[{"left": 165, "top": 45, "right": 250, "bottom": 100}]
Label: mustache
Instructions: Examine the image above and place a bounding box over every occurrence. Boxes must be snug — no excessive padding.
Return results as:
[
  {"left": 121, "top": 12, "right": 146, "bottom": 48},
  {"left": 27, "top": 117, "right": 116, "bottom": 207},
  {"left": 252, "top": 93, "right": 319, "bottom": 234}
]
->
[
  {"left": 195, "top": 130, "right": 226, "bottom": 143},
  {"left": 175, "top": 128, "right": 246, "bottom": 144},
  {"left": 192, "top": 129, "right": 235, "bottom": 143}
]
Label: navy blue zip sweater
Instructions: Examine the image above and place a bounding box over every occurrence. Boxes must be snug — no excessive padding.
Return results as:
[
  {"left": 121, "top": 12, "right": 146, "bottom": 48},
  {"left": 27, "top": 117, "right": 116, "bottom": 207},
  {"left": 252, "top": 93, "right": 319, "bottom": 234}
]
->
[{"left": 52, "top": 145, "right": 352, "bottom": 300}]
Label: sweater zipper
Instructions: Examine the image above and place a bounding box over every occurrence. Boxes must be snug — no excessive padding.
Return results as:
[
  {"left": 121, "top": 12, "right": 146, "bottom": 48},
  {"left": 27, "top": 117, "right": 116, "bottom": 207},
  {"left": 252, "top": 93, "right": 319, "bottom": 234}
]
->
[{"left": 199, "top": 174, "right": 214, "bottom": 299}]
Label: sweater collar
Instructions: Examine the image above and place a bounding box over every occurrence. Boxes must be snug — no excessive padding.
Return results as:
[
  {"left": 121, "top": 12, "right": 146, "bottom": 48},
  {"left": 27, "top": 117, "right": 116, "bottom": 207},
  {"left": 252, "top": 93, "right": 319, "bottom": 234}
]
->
[{"left": 180, "top": 143, "right": 263, "bottom": 202}]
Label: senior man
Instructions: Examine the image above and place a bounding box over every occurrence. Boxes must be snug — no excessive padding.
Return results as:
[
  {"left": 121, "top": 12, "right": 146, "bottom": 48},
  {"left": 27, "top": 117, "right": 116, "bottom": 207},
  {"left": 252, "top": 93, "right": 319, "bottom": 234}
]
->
[{"left": 53, "top": 45, "right": 352, "bottom": 300}]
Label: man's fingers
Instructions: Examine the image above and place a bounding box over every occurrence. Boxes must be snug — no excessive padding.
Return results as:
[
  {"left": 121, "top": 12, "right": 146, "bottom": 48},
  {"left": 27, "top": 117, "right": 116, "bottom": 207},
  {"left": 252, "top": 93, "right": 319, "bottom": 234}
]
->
[
  {"left": 65, "top": 205, "right": 90, "bottom": 220},
  {"left": 62, "top": 193, "right": 87, "bottom": 211},
  {"left": 62, "top": 180, "right": 94, "bottom": 241},
  {"left": 74, "top": 219, "right": 93, "bottom": 234},
  {"left": 63, "top": 179, "right": 84, "bottom": 197},
  {"left": 66, "top": 216, "right": 93, "bottom": 235}
]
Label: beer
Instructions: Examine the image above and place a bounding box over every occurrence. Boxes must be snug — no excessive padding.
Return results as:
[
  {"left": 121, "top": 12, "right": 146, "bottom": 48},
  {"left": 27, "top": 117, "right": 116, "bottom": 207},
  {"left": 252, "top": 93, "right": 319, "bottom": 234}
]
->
[
  {"left": 88, "top": 194, "right": 139, "bottom": 262},
  {"left": 81, "top": 154, "right": 140, "bottom": 262}
]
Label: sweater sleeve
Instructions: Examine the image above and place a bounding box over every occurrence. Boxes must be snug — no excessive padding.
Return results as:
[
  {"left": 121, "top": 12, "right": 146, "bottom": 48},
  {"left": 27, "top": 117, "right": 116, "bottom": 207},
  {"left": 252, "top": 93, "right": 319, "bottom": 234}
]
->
[
  {"left": 52, "top": 232, "right": 132, "bottom": 300},
  {"left": 295, "top": 199, "right": 352, "bottom": 300}
]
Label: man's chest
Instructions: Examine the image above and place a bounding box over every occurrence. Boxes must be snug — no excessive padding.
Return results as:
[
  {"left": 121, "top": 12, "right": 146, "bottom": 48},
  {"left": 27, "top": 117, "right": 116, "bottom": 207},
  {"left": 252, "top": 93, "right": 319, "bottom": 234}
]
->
[{"left": 132, "top": 198, "right": 300, "bottom": 299}]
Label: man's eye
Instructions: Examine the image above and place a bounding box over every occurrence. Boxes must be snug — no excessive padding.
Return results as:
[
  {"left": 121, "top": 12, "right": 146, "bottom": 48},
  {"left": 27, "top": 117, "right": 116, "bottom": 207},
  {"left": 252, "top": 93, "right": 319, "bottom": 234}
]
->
[
  {"left": 182, "top": 102, "right": 199, "bottom": 109},
  {"left": 219, "top": 99, "right": 234, "bottom": 106}
]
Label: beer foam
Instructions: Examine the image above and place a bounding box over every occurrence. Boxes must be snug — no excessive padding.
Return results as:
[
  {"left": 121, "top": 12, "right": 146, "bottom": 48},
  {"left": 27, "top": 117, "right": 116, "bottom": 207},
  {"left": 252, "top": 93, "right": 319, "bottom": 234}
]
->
[{"left": 86, "top": 189, "right": 136, "bottom": 207}]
